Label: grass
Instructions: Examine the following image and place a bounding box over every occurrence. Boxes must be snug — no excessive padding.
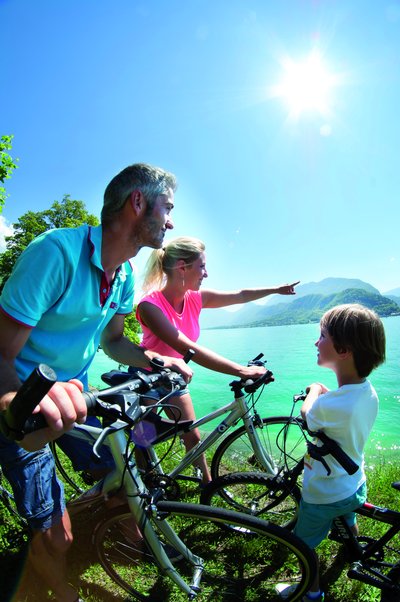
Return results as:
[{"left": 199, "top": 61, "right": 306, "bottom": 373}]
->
[{"left": 1, "top": 444, "right": 400, "bottom": 601}]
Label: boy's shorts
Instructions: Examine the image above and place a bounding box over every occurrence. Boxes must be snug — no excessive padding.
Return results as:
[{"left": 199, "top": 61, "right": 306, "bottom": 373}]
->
[
  {"left": 0, "top": 433, "right": 65, "bottom": 532},
  {"left": 294, "top": 482, "right": 367, "bottom": 549}
]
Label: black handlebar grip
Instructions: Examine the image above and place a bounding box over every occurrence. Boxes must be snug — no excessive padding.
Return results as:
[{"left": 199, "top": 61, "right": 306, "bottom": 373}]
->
[
  {"left": 183, "top": 349, "right": 195, "bottom": 363},
  {"left": 4, "top": 364, "right": 57, "bottom": 437},
  {"left": 82, "top": 389, "right": 99, "bottom": 411},
  {"left": 21, "top": 389, "right": 99, "bottom": 436}
]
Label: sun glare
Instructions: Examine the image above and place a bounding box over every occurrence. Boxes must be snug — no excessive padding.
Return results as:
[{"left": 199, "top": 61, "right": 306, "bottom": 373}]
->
[{"left": 271, "top": 50, "right": 336, "bottom": 120}]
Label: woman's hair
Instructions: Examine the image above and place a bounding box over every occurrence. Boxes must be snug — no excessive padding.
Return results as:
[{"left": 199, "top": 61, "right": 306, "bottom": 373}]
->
[
  {"left": 101, "top": 163, "right": 177, "bottom": 224},
  {"left": 320, "top": 303, "right": 386, "bottom": 377},
  {"left": 141, "top": 236, "right": 205, "bottom": 293}
]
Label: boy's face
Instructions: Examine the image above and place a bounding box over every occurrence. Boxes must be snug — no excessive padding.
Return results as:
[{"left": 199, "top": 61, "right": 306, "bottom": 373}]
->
[{"left": 315, "top": 327, "right": 340, "bottom": 369}]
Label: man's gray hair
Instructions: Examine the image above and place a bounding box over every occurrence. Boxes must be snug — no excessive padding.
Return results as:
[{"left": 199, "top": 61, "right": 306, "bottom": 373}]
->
[{"left": 101, "top": 163, "right": 177, "bottom": 224}]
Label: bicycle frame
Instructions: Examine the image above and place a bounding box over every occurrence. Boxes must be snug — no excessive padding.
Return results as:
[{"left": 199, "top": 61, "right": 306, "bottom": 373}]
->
[
  {"left": 64, "top": 423, "right": 205, "bottom": 596},
  {"left": 142, "top": 384, "right": 279, "bottom": 481}
]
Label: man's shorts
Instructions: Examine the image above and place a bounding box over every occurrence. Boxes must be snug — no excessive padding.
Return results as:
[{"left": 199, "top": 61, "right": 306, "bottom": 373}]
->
[
  {"left": 0, "top": 433, "right": 65, "bottom": 532},
  {"left": 294, "top": 482, "right": 367, "bottom": 549}
]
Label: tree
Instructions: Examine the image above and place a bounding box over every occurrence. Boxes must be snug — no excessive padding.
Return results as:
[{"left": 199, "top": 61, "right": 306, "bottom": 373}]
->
[
  {"left": 0, "top": 195, "right": 99, "bottom": 292},
  {"left": 123, "top": 308, "right": 142, "bottom": 345},
  {"left": 0, "top": 135, "right": 18, "bottom": 213}
]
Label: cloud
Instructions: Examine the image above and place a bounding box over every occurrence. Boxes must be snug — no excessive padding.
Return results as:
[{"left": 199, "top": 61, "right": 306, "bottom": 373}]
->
[{"left": 0, "top": 215, "right": 13, "bottom": 252}]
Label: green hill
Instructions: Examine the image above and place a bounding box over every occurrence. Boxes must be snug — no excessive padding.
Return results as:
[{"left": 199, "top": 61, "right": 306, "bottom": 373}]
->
[{"left": 217, "top": 288, "right": 400, "bottom": 329}]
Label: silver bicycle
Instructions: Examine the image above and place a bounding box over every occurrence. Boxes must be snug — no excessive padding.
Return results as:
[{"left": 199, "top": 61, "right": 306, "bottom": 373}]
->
[{"left": 0, "top": 363, "right": 317, "bottom": 601}]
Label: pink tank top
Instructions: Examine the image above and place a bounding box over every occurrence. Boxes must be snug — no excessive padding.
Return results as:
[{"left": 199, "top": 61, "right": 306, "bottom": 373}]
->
[{"left": 136, "top": 290, "right": 202, "bottom": 358}]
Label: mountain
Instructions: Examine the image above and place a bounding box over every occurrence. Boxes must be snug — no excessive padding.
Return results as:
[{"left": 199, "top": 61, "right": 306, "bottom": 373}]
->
[
  {"left": 384, "top": 287, "right": 400, "bottom": 306},
  {"left": 200, "top": 278, "right": 400, "bottom": 330},
  {"left": 384, "top": 287, "right": 400, "bottom": 297}
]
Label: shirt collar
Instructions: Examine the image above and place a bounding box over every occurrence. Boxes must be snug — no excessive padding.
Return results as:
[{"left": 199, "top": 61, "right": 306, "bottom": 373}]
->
[{"left": 88, "top": 224, "right": 128, "bottom": 282}]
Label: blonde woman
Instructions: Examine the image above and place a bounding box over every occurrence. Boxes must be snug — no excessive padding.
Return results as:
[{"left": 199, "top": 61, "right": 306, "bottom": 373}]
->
[{"left": 136, "top": 236, "right": 299, "bottom": 484}]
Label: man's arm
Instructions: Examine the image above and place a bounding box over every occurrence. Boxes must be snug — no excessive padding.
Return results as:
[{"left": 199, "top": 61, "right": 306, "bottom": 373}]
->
[{"left": 0, "top": 311, "right": 86, "bottom": 450}]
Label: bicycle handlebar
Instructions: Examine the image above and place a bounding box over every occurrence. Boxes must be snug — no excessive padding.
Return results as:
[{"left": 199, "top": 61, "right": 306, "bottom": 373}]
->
[
  {"left": 0, "top": 351, "right": 272, "bottom": 441},
  {"left": 0, "top": 364, "right": 187, "bottom": 441},
  {"left": 293, "top": 392, "right": 359, "bottom": 475},
  {"left": 307, "top": 428, "right": 359, "bottom": 475}
]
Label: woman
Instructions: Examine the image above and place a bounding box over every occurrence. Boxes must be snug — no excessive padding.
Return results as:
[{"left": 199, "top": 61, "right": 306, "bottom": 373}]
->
[{"left": 136, "top": 236, "right": 299, "bottom": 484}]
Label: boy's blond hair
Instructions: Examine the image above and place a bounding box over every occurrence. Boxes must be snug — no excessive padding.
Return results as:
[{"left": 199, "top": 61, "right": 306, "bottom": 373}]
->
[{"left": 320, "top": 304, "right": 386, "bottom": 378}]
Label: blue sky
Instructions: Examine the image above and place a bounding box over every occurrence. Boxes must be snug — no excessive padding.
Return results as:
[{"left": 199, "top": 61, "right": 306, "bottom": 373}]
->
[{"left": 1, "top": 0, "right": 399, "bottom": 296}]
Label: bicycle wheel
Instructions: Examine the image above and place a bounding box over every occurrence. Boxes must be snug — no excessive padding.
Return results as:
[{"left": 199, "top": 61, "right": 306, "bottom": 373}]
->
[
  {"left": 0, "top": 467, "right": 29, "bottom": 548},
  {"left": 49, "top": 441, "right": 93, "bottom": 498},
  {"left": 211, "top": 415, "right": 305, "bottom": 478},
  {"left": 0, "top": 467, "right": 23, "bottom": 520},
  {"left": 381, "top": 565, "right": 400, "bottom": 601},
  {"left": 93, "top": 501, "right": 316, "bottom": 601},
  {"left": 200, "top": 471, "right": 300, "bottom": 529}
]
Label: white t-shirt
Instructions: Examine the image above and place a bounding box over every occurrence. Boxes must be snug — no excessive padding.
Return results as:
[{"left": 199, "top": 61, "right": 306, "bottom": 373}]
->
[{"left": 302, "top": 380, "right": 378, "bottom": 504}]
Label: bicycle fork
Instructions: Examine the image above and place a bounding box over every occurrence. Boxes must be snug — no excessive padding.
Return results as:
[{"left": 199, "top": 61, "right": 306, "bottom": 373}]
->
[{"left": 141, "top": 502, "right": 204, "bottom": 598}]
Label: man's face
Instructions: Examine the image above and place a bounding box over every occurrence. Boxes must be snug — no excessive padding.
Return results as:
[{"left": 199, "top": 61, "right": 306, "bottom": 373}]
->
[{"left": 141, "top": 188, "right": 175, "bottom": 249}]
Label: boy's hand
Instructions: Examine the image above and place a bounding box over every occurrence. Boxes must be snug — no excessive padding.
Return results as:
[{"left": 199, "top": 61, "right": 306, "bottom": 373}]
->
[
  {"left": 305, "top": 382, "right": 329, "bottom": 395},
  {"left": 301, "top": 382, "right": 328, "bottom": 420}
]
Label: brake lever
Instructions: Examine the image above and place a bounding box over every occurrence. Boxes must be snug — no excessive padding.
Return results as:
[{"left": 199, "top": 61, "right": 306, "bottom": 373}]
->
[{"left": 92, "top": 421, "right": 126, "bottom": 459}]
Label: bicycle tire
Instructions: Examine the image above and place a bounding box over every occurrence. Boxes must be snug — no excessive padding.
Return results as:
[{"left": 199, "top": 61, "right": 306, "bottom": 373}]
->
[
  {"left": 0, "top": 467, "right": 23, "bottom": 520},
  {"left": 0, "top": 467, "right": 29, "bottom": 547},
  {"left": 380, "top": 565, "right": 400, "bottom": 601},
  {"left": 49, "top": 440, "right": 91, "bottom": 498},
  {"left": 93, "top": 501, "right": 316, "bottom": 601},
  {"left": 200, "top": 471, "right": 300, "bottom": 529},
  {"left": 211, "top": 416, "right": 305, "bottom": 478}
]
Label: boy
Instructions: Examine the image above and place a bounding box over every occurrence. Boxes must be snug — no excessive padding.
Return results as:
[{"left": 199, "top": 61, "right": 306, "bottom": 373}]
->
[{"left": 279, "top": 303, "right": 386, "bottom": 601}]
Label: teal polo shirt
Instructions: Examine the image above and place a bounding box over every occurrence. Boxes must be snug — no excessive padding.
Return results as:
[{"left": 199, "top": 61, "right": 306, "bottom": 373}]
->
[{"left": 0, "top": 224, "right": 135, "bottom": 389}]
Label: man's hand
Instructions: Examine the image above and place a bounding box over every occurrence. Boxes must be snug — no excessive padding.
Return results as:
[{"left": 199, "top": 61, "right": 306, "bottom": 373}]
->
[{"left": 20, "top": 379, "right": 87, "bottom": 451}]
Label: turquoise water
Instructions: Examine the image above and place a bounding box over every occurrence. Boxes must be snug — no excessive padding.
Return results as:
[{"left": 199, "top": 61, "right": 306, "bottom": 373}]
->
[{"left": 88, "top": 316, "right": 400, "bottom": 463}]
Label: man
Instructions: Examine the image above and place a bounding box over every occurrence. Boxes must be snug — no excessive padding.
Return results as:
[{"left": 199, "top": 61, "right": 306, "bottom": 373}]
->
[{"left": 0, "top": 163, "right": 192, "bottom": 602}]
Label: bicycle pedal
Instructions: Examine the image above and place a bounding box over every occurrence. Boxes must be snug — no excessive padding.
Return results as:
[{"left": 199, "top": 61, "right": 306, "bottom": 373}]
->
[{"left": 347, "top": 562, "right": 387, "bottom": 588}]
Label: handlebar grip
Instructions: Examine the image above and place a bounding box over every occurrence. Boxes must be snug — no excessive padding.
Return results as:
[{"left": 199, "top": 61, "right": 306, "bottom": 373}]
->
[
  {"left": 2, "top": 364, "right": 57, "bottom": 439},
  {"left": 183, "top": 349, "right": 195, "bottom": 363},
  {"left": 312, "top": 430, "right": 359, "bottom": 475},
  {"left": 19, "top": 389, "right": 99, "bottom": 436}
]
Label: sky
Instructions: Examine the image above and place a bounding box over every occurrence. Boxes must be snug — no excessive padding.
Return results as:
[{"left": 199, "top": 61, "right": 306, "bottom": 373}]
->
[{"left": 1, "top": 0, "right": 400, "bottom": 297}]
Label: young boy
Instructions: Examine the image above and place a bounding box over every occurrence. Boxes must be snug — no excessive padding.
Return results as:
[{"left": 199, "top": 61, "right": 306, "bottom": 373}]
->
[{"left": 279, "top": 303, "right": 386, "bottom": 601}]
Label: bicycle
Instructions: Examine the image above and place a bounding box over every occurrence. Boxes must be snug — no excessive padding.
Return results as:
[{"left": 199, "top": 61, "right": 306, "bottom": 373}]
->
[
  {"left": 199, "top": 393, "right": 400, "bottom": 601},
  {"left": 49, "top": 352, "right": 307, "bottom": 526},
  {"left": 0, "top": 363, "right": 317, "bottom": 601}
]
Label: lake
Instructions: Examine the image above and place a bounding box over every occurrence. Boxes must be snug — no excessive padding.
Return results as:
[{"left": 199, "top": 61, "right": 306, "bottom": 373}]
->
[{"left": 88, "top": 316, "right": 400, "bottom": 464}]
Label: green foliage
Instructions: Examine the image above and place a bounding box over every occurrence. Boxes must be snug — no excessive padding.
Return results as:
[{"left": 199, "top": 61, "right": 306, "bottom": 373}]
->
[
  {"left": 0, "top": 457, "right": 398, "bottom": 601},
  {"left": 0, "top": 195, "right": 99, "bottom": 293},
  {"left": 123, "top": 307, "right": 142, "bottom": 345},
  {"left": 0, "top": 135, "right": 18, "bottom": 213}
]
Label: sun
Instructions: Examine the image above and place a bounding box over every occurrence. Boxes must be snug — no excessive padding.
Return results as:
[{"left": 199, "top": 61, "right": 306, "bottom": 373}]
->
[{"left": 271, "top": 49, "right": 336, "bottom": 119}]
